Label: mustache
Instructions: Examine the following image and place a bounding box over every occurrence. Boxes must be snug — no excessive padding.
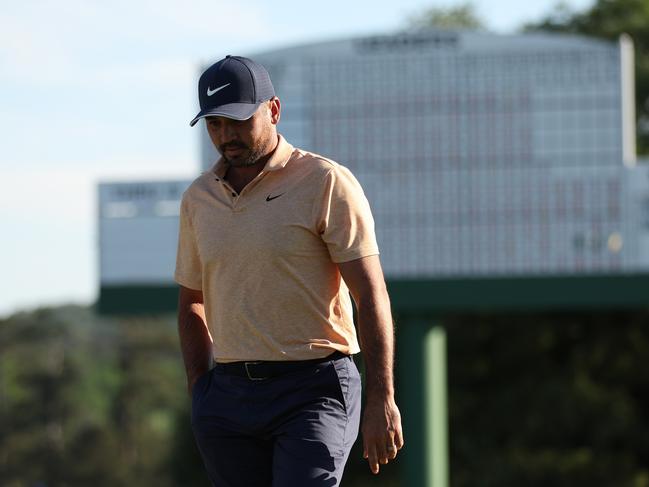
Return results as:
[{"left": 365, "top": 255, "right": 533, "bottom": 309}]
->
[{"left": 220, "top": 142, "right": 248, "bottom": 152}]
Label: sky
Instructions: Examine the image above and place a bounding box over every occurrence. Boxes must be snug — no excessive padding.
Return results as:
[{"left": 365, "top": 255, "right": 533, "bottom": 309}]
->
[{"left": 0, "top": 0, "right": 595, "bottom": 318}]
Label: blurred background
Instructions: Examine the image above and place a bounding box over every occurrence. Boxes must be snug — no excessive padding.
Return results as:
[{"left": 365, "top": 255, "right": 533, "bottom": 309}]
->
[{"left": 3, "top": 0, "right": 649, "bottom": 485}]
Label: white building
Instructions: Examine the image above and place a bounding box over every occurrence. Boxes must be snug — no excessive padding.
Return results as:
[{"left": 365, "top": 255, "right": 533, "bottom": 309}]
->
[
  {"left": 199, "top": 30, "right": 648, "bottom": 277},
  {"left": 98, "top": 30, "right": 649, "bottom": 310}
]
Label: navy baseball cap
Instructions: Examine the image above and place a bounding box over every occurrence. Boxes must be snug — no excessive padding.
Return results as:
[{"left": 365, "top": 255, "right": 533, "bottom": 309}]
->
[{"left": 189, "top": 55, "right": 275, "bottom": 127}]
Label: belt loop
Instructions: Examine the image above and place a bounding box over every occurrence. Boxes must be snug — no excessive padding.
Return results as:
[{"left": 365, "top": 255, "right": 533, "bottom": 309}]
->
[{"left": 244, "top": 362, "right": 267, "bottom": 381}]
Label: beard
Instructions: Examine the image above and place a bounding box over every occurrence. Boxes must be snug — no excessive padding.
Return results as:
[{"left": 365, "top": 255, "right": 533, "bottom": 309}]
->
[{"left": 220, "top": 142, "right": 267, "bottom": 168}]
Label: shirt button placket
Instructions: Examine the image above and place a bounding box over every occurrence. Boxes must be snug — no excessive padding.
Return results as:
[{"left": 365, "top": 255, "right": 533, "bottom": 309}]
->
[{"left": 215, "top": 177, "right": 239, "bottom": 211}]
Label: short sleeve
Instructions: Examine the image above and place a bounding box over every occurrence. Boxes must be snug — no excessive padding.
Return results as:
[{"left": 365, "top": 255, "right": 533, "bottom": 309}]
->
[
  {"left": 315, "top": 165, "right": 380, "bottom": 263},
  {"left": 174, "top": 194, "right": 203, "bottom": 290}
]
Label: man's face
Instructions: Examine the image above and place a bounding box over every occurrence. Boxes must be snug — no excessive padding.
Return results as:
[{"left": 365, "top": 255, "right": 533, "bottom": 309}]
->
[{"left": 206, "top": 99, "right": 279, "bottom": 167}]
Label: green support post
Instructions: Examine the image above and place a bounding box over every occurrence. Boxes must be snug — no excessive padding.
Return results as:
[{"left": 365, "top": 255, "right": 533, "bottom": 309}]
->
[
  {"left": 398, "top": 317, "right": 449, "bottom": 487},
  {"left": 426, "top": 326, "right": 449, "bottom": 487}
]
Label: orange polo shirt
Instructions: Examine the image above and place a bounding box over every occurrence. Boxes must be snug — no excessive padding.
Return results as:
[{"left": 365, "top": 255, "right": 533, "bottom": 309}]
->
[{"left": 174, "top": 135, "right": 379, "bottom": 362}]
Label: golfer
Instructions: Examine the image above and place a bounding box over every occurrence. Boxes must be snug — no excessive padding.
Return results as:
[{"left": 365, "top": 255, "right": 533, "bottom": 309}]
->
[{"left": 175, "top": 55, "right": 403, "bottom": 486}]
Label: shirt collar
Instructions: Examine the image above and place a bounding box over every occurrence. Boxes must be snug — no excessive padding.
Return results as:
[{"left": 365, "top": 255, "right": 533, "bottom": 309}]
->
[{"left": 211, "top": 134, "right": 294, "bottom": 178}]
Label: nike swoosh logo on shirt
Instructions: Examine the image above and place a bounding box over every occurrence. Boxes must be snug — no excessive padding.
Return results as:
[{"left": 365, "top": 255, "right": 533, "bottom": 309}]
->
[
  {"left": 266, "top": 193, "right": 284, "bottom": 202},
  {"left": 207, "top": 83, "right": 231, "bottom": 96}
]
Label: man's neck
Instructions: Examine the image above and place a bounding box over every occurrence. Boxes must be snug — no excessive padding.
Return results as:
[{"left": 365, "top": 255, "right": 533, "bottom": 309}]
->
[{"left": 225, "top": 160, "right": 266, "bottom": 194}]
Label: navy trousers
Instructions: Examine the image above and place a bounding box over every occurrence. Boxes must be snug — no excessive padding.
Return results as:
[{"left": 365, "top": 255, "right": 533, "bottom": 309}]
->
[{"left": 191, "top": 354, "right": 362, "bottom": 487}]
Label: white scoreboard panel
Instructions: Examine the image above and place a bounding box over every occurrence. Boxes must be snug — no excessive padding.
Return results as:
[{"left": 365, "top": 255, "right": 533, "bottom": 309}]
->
[
  {"left": 98, "top": 180, "right": 191, "bottom": 285},
  {"left": 362, "top": 165, "right": 649, "bottom": 277}
]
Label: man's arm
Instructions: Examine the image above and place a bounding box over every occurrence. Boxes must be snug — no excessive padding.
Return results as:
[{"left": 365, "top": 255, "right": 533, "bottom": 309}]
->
[
  {"left": 177, "top": 285, "right": 213, "bottom": 395},
  {"left": 337, "top": 255, "right": 404, "bottom": 475}
]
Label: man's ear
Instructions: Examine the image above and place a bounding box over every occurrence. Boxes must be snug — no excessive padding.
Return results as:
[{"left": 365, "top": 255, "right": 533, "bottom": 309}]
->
[{"left": 269, "top": 97, "right": 281, "bottom": 125}]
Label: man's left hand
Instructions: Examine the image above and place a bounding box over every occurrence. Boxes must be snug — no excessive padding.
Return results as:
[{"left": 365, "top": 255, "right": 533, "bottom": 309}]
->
[{"left": 361, "top": 396, "right": 404, "bottom": 474}]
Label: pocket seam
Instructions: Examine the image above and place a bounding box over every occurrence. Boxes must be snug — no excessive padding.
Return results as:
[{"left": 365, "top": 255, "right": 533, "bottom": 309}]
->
[{"left": 331, "top": 359, "right": 350, "bottom": 415}]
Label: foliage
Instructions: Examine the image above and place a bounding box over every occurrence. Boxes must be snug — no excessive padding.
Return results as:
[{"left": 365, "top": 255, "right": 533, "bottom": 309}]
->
[
  {"left": 407, "top": 3, "right": 485, "bottom": 30},
  {"left": 524, "top": 0, "right": 649, "bottom": 154},
  {"left": 0, "top": 306, "right": 208, "bottom": 487},
  {"left": 445, "top": 310, "right": 649, "bottom": 486}
]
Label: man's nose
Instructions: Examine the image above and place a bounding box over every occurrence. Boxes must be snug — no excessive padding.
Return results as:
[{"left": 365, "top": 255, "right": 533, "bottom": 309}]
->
[
  {"left": 212, "top": 120, "right": 237, "bottom": 140},
  {"left": 222, "top": 122, "right": 238, "bottom": 138}
]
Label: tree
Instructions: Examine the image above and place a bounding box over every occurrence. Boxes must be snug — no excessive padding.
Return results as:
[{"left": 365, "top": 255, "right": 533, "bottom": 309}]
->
[
  {"left": 407, "top": 3, "right": 485, "bottom": 30},
  {"left": 0, "top": 306, "right": 192, "bottom": 487},
  {"left": 524, "top": 0, "right": 649, "bottom": 154},
  {"left": 444, "top": 309, "right": 649, "bottom": 486}
]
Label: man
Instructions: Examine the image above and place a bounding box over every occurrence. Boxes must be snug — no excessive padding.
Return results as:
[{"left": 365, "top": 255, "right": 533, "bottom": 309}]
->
[{"left": 175, "top": 55, "right": 403, "bottom": 487}]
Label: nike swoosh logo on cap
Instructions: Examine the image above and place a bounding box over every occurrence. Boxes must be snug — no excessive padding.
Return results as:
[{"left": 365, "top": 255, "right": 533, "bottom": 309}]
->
[{"left": 207, "top": 83, "right": 231, "bottom": 96}]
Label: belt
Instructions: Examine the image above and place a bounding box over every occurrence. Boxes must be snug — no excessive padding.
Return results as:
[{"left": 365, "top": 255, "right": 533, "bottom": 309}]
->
[{"left": 213, "top": 351, "right": 348, "bottom": 381}]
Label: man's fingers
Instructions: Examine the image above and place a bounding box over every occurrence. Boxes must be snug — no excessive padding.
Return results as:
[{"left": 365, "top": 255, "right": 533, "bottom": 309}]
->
[
  {"left": 386, "top": 443, "right": 398, "bottom": 460},
  {"left": 379, "top": 431, "right": 396, "bottom": 461},
  {"left": 361, "top": 402, "right": 404, "bottom": 473},
  {"left": 395, "top": 425, "right": 405, "bottom": 450},
  {"left": 370, "top": 434, "right": 396, "bottom": 469},
  {"left": 366, "top": 444, "right": 380, "bottom": 474}
]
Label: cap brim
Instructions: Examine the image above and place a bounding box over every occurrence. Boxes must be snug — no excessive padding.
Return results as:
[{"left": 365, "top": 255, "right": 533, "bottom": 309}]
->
[{"left": 189, "top": 102, "right": 261, "bottom": 127}]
